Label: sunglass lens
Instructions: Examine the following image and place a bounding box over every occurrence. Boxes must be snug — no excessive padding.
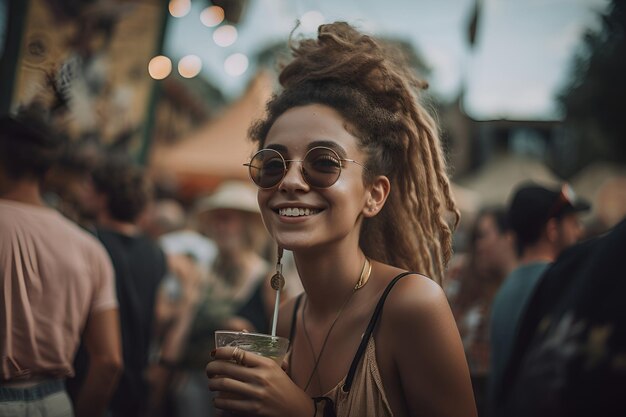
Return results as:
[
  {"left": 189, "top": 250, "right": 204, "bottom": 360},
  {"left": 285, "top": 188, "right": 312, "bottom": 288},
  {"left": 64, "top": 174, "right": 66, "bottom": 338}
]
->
[
  {"left": 303, "top": 147, "right": 342, "bottom": 188},
  {"left": 250, "top": 150, "right": 285, "bottom": 188}
]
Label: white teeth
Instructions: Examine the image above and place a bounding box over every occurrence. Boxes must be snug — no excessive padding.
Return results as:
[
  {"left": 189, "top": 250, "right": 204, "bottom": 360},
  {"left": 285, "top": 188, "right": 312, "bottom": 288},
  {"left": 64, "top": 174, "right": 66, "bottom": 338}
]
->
[{"left": 278, "top": 207, "right": 320, "bottom": 217}]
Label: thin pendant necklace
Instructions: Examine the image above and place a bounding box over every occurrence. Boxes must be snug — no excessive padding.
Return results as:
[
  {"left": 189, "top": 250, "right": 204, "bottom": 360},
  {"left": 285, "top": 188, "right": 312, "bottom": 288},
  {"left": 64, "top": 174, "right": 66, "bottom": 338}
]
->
[{"left": 300, "top": 257, "right": 372, "bottom": 394}]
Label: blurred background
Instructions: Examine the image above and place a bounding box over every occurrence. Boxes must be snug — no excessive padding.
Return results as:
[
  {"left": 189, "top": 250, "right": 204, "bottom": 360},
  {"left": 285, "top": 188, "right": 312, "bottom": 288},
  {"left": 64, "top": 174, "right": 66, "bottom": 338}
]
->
[{"left": 2, "top": 0, "right": 624, "bottom": 216}]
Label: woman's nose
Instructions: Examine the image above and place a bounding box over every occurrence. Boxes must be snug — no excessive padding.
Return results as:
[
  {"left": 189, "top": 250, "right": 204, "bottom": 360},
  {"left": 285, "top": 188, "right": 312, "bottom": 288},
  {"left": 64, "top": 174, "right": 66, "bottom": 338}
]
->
[{"left": 278, "top": 161, "right": 309, "bottom": 192}]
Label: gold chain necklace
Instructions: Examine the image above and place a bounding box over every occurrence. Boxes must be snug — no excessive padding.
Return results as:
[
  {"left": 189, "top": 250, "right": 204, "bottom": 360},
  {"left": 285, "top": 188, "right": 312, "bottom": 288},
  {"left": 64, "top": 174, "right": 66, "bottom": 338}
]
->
[{"left": 300, "top": 257, "right": 372, "bottom": 393}]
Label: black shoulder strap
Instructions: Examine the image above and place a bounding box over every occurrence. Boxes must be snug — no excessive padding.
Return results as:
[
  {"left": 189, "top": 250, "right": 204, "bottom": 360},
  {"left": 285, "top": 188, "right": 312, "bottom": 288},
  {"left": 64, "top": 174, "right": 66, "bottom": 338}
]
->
[
  {"left": 289, "top": 293, "right": 305, "bottom": 346},
  {"left": 342, "top": 272, "right": 415, "bottom": 392}
]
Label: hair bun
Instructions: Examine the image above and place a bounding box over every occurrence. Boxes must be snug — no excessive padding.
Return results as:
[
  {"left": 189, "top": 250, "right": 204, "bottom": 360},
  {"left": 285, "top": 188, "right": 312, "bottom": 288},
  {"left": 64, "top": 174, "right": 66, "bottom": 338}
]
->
[{"left": 280, "top": 22, "right": 426, "bottom": 115}]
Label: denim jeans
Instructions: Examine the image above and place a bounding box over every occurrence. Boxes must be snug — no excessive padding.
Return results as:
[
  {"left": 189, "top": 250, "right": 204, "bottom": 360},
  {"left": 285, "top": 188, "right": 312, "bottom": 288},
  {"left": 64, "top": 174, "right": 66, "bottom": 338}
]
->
[{"left": 0, "top": 380, "right": 73, "bottom": 417}]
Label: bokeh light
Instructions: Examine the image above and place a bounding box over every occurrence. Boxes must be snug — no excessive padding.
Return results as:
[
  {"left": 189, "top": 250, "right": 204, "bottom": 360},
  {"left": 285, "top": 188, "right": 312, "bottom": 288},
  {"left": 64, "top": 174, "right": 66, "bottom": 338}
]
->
[
  {"left": 301, "top": 11, "right": 325, "bottom": 32},
  {"left": 169, "top": 0, "right": 191, "bottom": 18},
  {"left": 200, "top": 6, "right": 225, "bottom": 27},
  {"left": 224, "top": 53, "right": 249, "bottom": 77},
  {"left": 178, "top": 55, "right": 202, "bottom": 78},
  {"left": 213, "top": 25, "right": 238, "bottom": 47},
  {"left": 148, "top": 55, "right": 172, "bottom": 80}
]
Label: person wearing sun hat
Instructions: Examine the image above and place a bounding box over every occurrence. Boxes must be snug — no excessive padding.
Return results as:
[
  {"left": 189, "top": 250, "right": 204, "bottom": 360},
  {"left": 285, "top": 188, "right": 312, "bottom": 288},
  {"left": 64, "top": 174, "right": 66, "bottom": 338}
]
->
[
  {"left": 194, "top": 180, "right": 261, "bottom": 214},
  {"left": 487, "top": 181, "right": 591, "bottom": 416},
  {"left": 171, "top": 180, "right": 274, "bottom": 417}
]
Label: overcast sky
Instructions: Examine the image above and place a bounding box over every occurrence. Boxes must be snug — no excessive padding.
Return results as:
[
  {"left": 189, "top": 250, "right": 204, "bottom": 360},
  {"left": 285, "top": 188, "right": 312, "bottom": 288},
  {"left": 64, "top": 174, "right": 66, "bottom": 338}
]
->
[{"left": 165, "top": 0, "right": 610, "bottom": 121}]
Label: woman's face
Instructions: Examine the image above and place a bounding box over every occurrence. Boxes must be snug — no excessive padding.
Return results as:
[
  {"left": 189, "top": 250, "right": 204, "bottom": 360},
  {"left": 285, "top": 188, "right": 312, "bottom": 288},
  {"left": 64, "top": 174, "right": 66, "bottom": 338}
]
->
[{"left": 257, "top": 104, "right": 369, "bottom": 252}]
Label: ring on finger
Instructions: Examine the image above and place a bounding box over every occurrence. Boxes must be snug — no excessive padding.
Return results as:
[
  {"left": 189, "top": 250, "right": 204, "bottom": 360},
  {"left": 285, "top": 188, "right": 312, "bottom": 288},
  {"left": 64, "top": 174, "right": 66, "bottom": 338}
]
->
[{"left": 231, "top": 347, "right": 245, "bottom": 365}]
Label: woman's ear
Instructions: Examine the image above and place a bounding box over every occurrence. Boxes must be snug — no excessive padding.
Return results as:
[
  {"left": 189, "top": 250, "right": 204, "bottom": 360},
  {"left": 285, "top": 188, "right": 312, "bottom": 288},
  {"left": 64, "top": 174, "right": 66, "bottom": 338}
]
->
[{"left": 363, "top": 175, "right": 390, "bottom": 218}]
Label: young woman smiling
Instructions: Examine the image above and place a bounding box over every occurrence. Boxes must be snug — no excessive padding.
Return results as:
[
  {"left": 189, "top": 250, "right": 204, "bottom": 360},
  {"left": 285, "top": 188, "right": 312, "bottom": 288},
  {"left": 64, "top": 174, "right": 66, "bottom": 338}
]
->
[{"left": 205, "top": 22, "right": 477, "bottom": 417}]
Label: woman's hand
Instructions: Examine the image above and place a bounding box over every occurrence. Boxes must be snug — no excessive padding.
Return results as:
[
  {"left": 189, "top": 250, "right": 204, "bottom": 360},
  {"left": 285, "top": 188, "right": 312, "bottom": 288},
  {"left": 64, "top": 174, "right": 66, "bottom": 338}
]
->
[{"left": 206, "top": 347, "right": 314, "bottom": 417}]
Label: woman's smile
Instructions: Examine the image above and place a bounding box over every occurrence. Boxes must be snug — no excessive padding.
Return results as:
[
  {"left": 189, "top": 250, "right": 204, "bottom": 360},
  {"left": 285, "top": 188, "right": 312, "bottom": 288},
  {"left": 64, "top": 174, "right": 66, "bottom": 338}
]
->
[{"left": 278, "top": 207, "right": 321, "bottom": 217}]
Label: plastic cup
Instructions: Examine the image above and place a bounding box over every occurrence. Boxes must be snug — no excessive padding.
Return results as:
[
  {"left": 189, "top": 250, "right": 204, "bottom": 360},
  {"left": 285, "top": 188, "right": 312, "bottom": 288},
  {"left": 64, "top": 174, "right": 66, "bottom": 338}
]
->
[{"left": 214, "top": 330, "right": 289, "bottom": 365}]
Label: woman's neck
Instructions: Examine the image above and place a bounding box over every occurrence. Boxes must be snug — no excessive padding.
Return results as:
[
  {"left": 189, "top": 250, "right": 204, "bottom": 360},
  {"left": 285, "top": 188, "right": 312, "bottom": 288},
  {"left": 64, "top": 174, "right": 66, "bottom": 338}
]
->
[{"left": 293, "top": 246, "right": 367, "bottom": 318}]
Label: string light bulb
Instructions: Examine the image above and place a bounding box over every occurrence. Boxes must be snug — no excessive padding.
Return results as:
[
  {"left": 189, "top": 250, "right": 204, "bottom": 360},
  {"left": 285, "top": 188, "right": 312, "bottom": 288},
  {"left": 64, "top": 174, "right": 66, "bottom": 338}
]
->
[{"left": 148, "top": 55, "right": 172, "bottom": 80}]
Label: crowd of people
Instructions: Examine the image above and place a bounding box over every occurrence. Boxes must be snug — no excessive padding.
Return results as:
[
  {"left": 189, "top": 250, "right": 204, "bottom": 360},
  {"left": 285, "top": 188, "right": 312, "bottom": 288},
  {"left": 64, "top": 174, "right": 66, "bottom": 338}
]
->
[
  {"left": 1, "top": 21, "right": 625, "bottom": 417},
  {"left": 0, "top": 107, "right": 304, "bottom": 417},
  {"left": 447, "top": 181, "right": 626, "bottom": 416}
]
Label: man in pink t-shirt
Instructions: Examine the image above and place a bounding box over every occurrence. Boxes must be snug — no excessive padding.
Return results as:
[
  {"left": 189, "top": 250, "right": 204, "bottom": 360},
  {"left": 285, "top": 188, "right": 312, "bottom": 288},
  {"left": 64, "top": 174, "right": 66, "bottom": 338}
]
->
[{"left": 0, "top": 111, "right": 123, "bottom": 417}]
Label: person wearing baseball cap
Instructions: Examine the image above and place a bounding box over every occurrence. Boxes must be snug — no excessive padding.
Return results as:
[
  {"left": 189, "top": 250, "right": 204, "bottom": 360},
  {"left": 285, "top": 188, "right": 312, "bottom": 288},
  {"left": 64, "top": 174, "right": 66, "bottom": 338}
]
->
[{"left": 487, "top": 182, "right": 591, "bottom": 416}]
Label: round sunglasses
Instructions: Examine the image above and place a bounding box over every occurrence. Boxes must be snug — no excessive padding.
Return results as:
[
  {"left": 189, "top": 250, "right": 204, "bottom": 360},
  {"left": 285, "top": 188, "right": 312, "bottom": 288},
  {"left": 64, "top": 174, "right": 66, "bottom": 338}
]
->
[{"left": 244, "top": 146, "right": 365, "bottom": 189}]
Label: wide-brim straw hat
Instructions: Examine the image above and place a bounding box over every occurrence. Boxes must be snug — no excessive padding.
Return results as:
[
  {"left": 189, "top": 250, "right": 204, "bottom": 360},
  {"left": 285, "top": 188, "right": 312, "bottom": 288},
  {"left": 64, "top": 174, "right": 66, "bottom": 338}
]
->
[{"left": 194, "top": 180, "right": 260, "bottom": 214}]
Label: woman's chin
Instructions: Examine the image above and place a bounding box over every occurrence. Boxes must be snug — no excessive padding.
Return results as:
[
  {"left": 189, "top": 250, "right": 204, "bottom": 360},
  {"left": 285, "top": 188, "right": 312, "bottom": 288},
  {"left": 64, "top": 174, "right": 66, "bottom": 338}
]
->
[{"left": 273, "top": 236, "right": 318, "bottom": 252}]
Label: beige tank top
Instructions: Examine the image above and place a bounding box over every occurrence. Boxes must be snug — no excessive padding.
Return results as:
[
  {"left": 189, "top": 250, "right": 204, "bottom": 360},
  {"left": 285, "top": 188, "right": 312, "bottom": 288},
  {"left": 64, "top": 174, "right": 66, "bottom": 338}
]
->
[
  {"left": 323, "top": 337, "right": 394, "bottom": 416},
  {"left": 288, "top": 272, "right": 414, "bottom": 417}
]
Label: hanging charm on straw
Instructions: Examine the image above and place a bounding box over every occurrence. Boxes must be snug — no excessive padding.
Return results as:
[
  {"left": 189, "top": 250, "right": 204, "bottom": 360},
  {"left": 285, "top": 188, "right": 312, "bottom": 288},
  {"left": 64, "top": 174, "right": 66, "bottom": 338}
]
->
[
  {"left": 270, "top": 257, "right": 285, "bottom": 292},
  {"left": 270, "top": 246, "right": 285, "bottom": 336}
]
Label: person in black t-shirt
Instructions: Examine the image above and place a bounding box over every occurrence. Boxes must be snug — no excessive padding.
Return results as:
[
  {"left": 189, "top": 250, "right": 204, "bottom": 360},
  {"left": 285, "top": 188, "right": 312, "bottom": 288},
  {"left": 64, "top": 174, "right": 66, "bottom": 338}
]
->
[
  {"left": 496, "top": 217, "right": 626, "bottom": 417},
  {"left": 91, "top": 154, "right": 166, "bottom": 417}
]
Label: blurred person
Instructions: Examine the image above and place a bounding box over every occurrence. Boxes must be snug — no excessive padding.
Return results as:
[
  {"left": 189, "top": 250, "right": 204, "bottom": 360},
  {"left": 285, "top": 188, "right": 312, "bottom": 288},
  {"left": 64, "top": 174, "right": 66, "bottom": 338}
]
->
[
  {"left": 43, "top": 142, "right": 101, "bottom": 231},
  {"left": 142, "top": 198, "right": 188, "bottom": 240},
  {"left": 171, "top": 181, "right": 276, "bottom": 417},
  {"left": 451, "top": 207, "right": 517, "bottom": 415},
  {"left": 488, "top": 182, "right": 590, "bottom": 415},
  {"left": 473, "top": 207, "right": 517, "bottom": 281},
  {"left": 581, "top": 176, "right": 626, "bottom": 239},
  {"left": 592, "top": 175, "right": 626, "bottom": 235},
  {"left": 206, "top": 22, "right": 476, "bottom": 417},
  {"left": 158, "top": 198, "right": 219, "bottom": 277},
  {"left": 147, "top": 198, "right": 218, "bottom": 337},
  {"left": 496, "top": 216, "right": 626, "bottom": 417},
  {"left": 142, "top": 198, "right": 218, "bottom": 417},
  {"left": 0, "top": 111, "right": 122, "bottom": 417},
  {"left": 192, "top": 181, "right": 277, "bottom": 333},
  {"left": 140, "top": 198, "right": 218, "bottom": 334},
  {"left": 89, "top": 154, "right": 167, "bottom": 417}
]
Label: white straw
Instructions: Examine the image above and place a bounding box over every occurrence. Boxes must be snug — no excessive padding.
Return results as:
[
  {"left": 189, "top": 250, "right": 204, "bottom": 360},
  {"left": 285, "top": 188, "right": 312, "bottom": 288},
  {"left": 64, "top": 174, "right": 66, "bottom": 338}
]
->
[
  {"left": 271, "top": 289, "right": 280, "bottom": 336},
  {"left": 270, "top": 247, "right": 284, "bottom": 337}
]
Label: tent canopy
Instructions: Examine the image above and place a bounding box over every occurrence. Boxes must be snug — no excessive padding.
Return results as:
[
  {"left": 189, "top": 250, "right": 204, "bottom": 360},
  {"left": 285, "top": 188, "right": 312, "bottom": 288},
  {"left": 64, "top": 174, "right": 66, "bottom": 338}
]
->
[
  {"left": 458, "top": 153, "right": 562, "bottom": 206},
  {"left": 149, "top": 72, "right": 273, "bottom": 195}
]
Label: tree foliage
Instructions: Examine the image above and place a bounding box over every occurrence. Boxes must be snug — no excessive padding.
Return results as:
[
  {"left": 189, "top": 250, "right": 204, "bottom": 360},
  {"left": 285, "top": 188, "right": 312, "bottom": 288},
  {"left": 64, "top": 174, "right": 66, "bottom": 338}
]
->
[{"left": 559, "top": 0, "right": 626, "bottom": 172}]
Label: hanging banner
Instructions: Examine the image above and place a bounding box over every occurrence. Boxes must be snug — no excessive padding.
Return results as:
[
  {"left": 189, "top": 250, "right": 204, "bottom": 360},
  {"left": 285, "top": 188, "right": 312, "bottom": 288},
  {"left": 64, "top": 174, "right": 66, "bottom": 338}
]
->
[{"left": 9, "top": 0, "right": 167, "bottom": 156}]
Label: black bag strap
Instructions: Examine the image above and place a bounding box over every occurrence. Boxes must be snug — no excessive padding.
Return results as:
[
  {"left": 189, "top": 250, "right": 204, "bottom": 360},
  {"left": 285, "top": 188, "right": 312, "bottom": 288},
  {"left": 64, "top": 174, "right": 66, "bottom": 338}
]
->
[{"left": 342, "top": 272, "right": 416, "bottom": 392}]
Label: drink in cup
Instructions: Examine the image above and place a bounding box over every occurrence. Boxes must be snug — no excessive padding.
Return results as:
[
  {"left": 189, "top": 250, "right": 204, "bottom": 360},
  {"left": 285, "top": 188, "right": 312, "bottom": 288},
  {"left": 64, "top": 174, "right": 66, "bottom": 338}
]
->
[
  {"left": 214, "top": 330, "right": 289, "bottom": 365},
  {"left": 212, "top": 331, "right": 288, "bottom": 416}
]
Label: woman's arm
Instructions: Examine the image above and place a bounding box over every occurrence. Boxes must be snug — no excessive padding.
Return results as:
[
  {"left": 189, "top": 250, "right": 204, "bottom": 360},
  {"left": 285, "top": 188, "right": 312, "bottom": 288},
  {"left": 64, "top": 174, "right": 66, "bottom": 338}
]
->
[{"left": 384, "top": 275, "right": 477, "bottom": 417}]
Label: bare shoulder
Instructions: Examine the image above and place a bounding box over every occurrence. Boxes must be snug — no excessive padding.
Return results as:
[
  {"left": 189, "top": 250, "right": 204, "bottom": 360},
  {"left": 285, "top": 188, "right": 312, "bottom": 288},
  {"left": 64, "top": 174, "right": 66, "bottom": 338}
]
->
[
  {"left": 385, "top": 272, "right": 447, "bottom": 309},
  {"left": 376, "top": 272, "right": 477, "bottom": 417},
  {"left": 381, "top": 273, "right": 452, "bottom": 332}
]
